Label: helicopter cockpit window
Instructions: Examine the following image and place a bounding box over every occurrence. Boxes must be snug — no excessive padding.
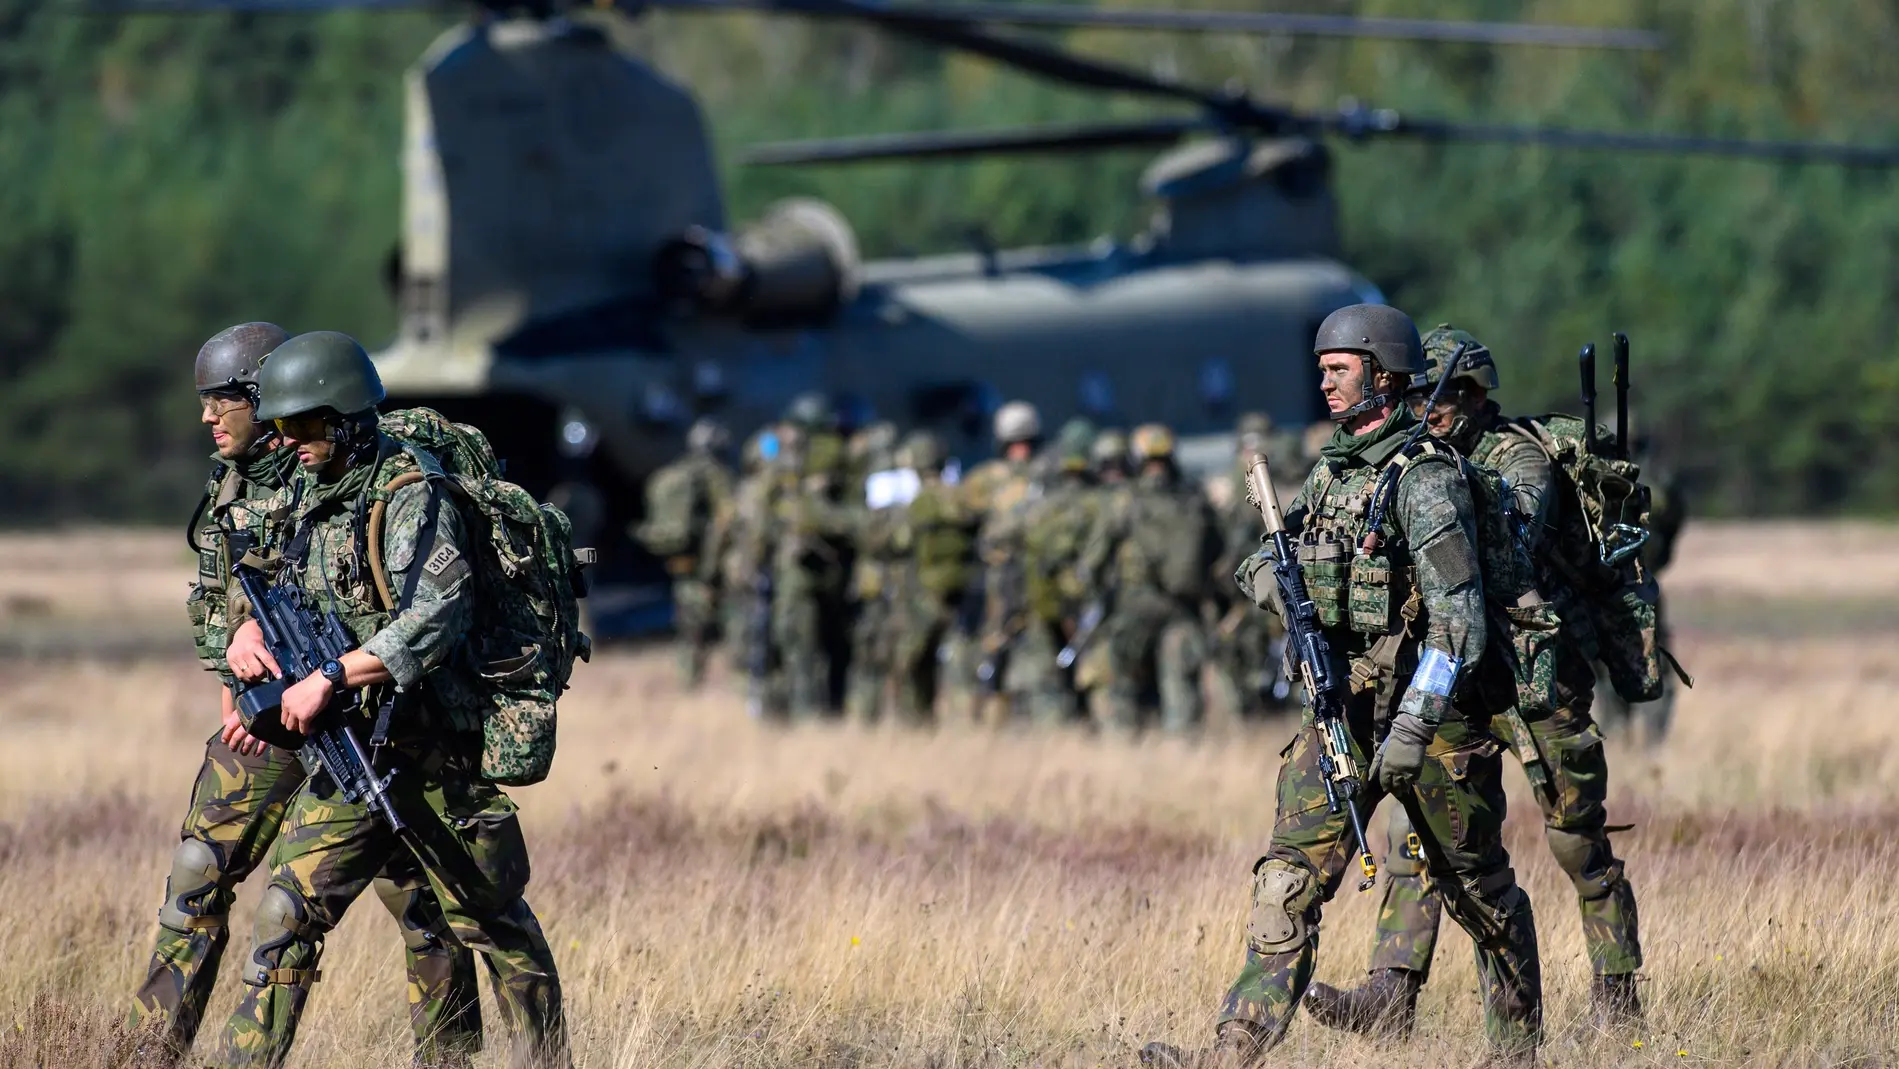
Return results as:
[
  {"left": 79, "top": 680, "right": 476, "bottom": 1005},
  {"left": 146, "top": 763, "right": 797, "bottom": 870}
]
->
[
  {"left": 691, "top": 359, "right": 729, "bottom": 403},
  {"left": 1079, "top": 370, "right": 1116, "bottom": 418},
  {"left": 1199, "top": 357, "right": 1235, "bottom": 412}
]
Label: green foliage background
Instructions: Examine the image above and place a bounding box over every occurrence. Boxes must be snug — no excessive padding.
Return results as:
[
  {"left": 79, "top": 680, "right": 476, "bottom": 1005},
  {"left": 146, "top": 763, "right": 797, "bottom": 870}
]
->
[{"left": 3, "top": 0, "right": 1897, "bottom": 519}]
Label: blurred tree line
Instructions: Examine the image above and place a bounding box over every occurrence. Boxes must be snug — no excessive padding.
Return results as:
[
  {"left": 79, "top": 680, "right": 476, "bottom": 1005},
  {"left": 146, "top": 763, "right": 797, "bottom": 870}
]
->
[{"left": 1, "top": 0, "right": 1896, "bottom": 520}]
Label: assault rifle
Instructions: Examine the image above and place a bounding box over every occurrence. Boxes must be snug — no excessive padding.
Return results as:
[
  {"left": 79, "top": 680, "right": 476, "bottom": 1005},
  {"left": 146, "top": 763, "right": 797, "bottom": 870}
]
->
[
  {"left": 1055, "top": 590, "right": 1109, "bottom": 671},
  {"left": 230, "top": 552, "right": 406, "bottom": 835},
  {"left": 1244, "top": 452, "right": 1378, "bottom": 892}
]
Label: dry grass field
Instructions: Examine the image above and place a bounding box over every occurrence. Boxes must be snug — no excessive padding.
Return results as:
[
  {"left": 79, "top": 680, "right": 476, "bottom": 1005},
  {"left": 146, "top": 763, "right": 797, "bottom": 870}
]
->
[{"left": 2, "top": 523, "right": 1898, "bottom": 1067}]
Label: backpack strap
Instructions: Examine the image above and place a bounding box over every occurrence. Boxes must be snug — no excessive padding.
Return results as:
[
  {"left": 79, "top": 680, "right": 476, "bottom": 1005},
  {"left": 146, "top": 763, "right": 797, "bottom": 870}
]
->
[{"left": 363, "top": 468, "right": 447, "bottom": 753}]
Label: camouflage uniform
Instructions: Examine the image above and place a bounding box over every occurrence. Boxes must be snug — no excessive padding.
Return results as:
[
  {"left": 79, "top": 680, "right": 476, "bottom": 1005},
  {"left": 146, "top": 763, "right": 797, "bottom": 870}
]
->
[
  {"left": 961, "top": 453, "right": 1038, "bottom": 724},
  {"left": 213, "top": 439, "right": 564, "bottom": 1069},
  {"left": 1214, "top": 411, "right": 1542, "bottom": 1056},
  {"left": 1015, "top": 448, "right": 1098, "bottom": 725},
  {"left": 133, "top": 446, "right": 482, "bottom": 1067},
  {"left": 882, "top": 434, "right": 979, "bottom": 723},
  {"left": 635, "top": 441, "right": 734, "bottom": 688},
  {"left": 1596, "top": 451, "right": 1685, "bottom": 742},
  {"left": 721, "top": 433, "right": 787, "bottom": 714},
  {"left": 844, "top": 425, "right": 902, "bottom": 722},
  {"left": 770, "top": 431, "right": 856, "bottom": 720},
  {"left": 1075, "top": 430, "right": 1216, "bottom": 734},
  {"left": 1358, "top": 403, "right": 1641, "bottom": 985},
  {"left": 1206, "top": 416, "right": 1302, "bottom": 723}
]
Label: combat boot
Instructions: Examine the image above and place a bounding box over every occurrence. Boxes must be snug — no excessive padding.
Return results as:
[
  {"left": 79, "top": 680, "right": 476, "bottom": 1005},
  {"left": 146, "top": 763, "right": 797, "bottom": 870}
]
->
[
  {"left": 1302, "top": 968, "right": 1422, "bottom": 1040},
  {"left": 1589, "top": 973, "right": 1643, "bottom": 1029},
  {"left": 1138, "top": 1020, "right": 1270, "bottom": 1069}
]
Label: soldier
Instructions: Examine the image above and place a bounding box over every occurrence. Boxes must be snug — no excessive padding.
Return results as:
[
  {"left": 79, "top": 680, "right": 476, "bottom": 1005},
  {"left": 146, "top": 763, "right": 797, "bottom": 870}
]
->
[
  {"left": 720, "top": 426, "right": 785, "bottom": 714},
  {"left": 1092, "top": 428, "right": 1130, "bottom": 486},
  {"left": 1304, "top": 325, "right": 1645, "bottom": 1037},
  {"left": 1206, "top": 414, "right": 1295, "bottom": 724},
  {"left": 1075, "top": 424, "right": 1217, "bottom": 735},
  {"left": 844, "top": 421, "right": 903, "bottom": 722},
  {"left": 1142, "top": 305, "right": 1542, "bottom": 1068},
  {"left": 636, "top": 417, "right": 735, "bottom": 688},
  {"left": 1014, "top": 419, "right": 1099, "bottom": 724},
  {"left": 213, "top": 332, "right": 565, "bottom": 1069},
  {"left": 884, "top": 431, "right": 981, "bottom": 723},
  {"left": 131, "top": 325, "right": 481, "bottom": 1068},
  {"left": 959, "top": 401, "right": 1043, "bottom": 725},
  {"left": 771, "top": 393, "right": 856, "bottom": 720}
]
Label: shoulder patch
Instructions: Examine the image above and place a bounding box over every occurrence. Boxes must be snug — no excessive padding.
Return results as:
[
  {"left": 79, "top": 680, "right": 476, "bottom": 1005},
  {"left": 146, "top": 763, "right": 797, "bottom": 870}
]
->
[{"left": 422, "top": 543, "right": 462, "bottom": 577}]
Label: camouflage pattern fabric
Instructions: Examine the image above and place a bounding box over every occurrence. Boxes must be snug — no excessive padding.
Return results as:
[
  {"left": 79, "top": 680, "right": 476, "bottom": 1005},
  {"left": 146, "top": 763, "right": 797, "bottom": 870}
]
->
[
  {"left": 1369, "top": 670, "right": 1640, "bottom": 980},
  {"left": 129, "top": 735, "right": 303, "bottom": 1061},
  {"left": 1076, "top": 468, "right": 1215, "bottom": 733},
  {"left": 669, "top": 575, "right": 719, "bottom": 688},
  {"left": 1207, "top": 465, "right": 1292, "bottom": 722},
  {"left": 719, "top": 466, "right": 785, "bottom": 692},
  {"left": 188, "top": 448, "right": 297, "bottom": 681},
  {"left": 770, "top": 436, "right": 855, "bottom": 720},
  {"left": 844, "top": 505, "right": 903, "bottom": 722},
  {"left": 1013, "top": 469, "right": 1099, "bottom": 725},
  {"left": 639, "top": 452, "right": 734, "bottom": 688},
  {"left": 961, "top": 456, "right": 1037, "bottom": 724},
  {"left": 213, "top": 764, "right": 562, "bottom": 1069},
  {"left": 1218, "top": 715, "right": 1541, "bottom": 1053},
  {"left": 215, "top": 437, "right": 563, "bottom": 1067},
  {"left": 1213, "top": 411, "right": 1542, "bottom": 1057}
]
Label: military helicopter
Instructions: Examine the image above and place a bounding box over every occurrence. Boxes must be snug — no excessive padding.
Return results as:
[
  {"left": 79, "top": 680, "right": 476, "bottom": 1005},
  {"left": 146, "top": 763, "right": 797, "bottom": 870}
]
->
[{"left": 102, "top": 0, "right": 1899, "bottom": 633}]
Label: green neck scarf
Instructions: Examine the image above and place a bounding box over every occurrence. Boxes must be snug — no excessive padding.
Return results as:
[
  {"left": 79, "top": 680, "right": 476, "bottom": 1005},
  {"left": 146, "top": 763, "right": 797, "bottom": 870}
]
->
[
  {"left": 297, "top": 448, "right": 381, "bottom": 515},
  {"left": 1318, "top": 408, "right": 1421, "bottom": 468},
  {"left": 235, "top": 443, "right": 298, "bottom": 492}
]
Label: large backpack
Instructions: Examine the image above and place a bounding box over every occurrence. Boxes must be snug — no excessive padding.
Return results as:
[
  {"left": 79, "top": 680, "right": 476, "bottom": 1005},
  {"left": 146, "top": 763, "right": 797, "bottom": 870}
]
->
[
  {"left": 1501, "top": 415, "right": 1681, "bottom": 703},
  {"left": 366, "top": 434, "right": 594, "bottom": 786},
  {"left": 1374, "top": 441, "right": 1562, "bottom": 721},
  {"left": 381, "top": 407, "right": 503, "bottom": 480},
  {"left": 636, "top": 459, "right": 715, "bottom": 559}
]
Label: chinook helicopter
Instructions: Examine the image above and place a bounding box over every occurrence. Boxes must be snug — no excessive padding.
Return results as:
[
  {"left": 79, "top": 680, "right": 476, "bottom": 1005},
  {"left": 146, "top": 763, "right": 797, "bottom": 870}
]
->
[{"left": 104, "top": 0, "right": 1899, "bottom": 632}]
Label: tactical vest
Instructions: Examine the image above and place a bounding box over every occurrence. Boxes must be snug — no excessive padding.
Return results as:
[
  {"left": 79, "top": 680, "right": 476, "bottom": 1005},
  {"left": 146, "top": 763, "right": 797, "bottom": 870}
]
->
[
  {"left": 1111, "top": 477, "right": 1213, "bottom": 600},
  {"left": 1297, "top": 441, "right": 1558, "bottom": 717},
  {"left": 1022, "top": 475, "right": 1096, "bottom": 622},
  {"left": 187, "top": 451, "right": 294, "bottom": 673}
]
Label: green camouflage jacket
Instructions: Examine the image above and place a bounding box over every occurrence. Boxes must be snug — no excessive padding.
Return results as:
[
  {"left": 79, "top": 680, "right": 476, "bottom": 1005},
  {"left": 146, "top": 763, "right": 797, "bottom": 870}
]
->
[
  {"left": 245, "top": 437, "right": 484, "bottom": 744},
  {"left": 1274, "top": 412, "right": 1487, "bottom": 723},
  {"left": 189, "top": 446, "right": 298, "bottom": 683}
]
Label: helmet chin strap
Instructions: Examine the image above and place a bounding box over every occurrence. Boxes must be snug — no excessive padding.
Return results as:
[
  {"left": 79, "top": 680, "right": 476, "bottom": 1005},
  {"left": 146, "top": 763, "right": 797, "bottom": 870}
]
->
[{"left": 1331, "top": 355, "right": 1392, "bottom": 423}]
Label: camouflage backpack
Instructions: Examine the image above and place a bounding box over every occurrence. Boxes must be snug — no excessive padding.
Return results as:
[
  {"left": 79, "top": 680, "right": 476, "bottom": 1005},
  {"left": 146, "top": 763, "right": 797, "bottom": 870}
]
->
[
  {"left": 1118, "top": 485, "right": 1217, "bottom": 601},
  {"left": 381, "top": 407, "right": 502, "bottom": 480},
  {"left": 637, "top": 458, "right": 716, "bottom": 559},
  {"left": 907, "top": 481, "right": 978, "bottom": 598},
  {"left": 368, "top": 444, "right": 594, "bottom": 786},
  {"left": 1499, "top": 415, "right": 1680, "bottom": 703},
  {"left": 1375, "top": 441, "right": 1562, "bottom": 720}
]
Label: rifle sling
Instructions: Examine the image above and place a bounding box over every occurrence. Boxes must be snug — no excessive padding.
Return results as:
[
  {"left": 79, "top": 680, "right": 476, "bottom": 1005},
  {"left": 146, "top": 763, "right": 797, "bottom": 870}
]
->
[{"left": 371, "top": 482, "right": 443, "bottom": 752}]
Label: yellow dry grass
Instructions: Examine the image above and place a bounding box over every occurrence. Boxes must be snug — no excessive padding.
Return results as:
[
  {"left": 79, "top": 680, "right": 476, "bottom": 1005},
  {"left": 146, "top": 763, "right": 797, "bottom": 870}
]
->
[{"left": 1, "top": 524, "right": 1898, "bottom": 1067}]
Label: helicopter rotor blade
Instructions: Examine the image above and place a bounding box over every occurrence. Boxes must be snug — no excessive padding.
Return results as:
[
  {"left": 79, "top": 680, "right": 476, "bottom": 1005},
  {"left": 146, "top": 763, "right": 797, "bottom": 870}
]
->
[
  {"left": 83, "top": 0, "right": 430, "bottom": 11},
  {"left": 743, "top": 116, "right": 1205, "bottom": 164},
  {"left": 1322, "top": 102, "right": 1899, "bottom": 166},
  {"left": 644, "top": 0, "right": 1661, "bottom": 50}
]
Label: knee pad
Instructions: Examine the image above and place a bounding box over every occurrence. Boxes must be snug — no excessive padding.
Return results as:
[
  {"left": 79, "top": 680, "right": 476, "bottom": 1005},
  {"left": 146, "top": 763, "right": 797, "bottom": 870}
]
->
[
  {"left": 1545, "top": 826, "right": 1624, "bottom": 901},
  {"left": 244, "top": 884, "right": 324, "bottom": 987},
  {"left": 1245, "top": 857, "right": 1321, "bottom": 955},
  {"left": 158, "top": 837, "right": 229, "bottom": 933}
]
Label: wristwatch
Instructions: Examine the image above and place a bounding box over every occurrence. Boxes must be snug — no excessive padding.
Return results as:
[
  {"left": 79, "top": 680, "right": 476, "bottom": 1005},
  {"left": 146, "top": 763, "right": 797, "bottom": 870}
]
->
[{"left": 319, "top": 659, "right": 348, "bottom": 693}]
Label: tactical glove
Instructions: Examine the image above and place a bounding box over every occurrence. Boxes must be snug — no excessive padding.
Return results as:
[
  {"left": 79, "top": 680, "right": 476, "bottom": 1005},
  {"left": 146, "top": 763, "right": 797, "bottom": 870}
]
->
[
  {"left": 1237, "top": 549, "right": 1282, "bottom": 614},
  {"left": 1370, "top": 711, "right": 1437, "bottom": 793}
]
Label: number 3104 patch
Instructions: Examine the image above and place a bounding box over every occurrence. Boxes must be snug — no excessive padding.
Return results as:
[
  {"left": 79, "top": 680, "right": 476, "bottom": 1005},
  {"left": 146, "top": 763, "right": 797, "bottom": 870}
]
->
[{"left": 422, "top": 544, "right": 462, "bottom": 577}]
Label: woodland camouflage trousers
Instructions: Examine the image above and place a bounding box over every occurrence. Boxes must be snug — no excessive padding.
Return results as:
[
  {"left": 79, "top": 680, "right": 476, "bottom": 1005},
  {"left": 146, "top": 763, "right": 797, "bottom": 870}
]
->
[
  {"left": 1218, "top": 712, "right": 1543, "bottom": 1054},
  {"left": 128, "top": 732, "right": 482, "bottom": 1066},
  {"left": 211, "top": 752, "right": 565, "bottom": 1069},
  {"left": 1368, "top": 651, "right": 1642, "bottom": 980}
]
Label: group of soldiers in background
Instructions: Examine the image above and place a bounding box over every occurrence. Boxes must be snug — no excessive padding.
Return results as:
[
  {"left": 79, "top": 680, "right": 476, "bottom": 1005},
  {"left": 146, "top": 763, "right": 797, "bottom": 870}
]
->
[{"left": 637, "top": 380, "right": 1684, "bottom": 739}]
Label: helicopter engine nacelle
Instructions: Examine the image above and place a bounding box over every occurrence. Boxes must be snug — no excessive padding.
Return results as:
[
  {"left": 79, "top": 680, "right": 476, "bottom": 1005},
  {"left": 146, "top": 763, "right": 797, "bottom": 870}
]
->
[{"left": 656, "top": 198, "right": 861, "bottom": 327}]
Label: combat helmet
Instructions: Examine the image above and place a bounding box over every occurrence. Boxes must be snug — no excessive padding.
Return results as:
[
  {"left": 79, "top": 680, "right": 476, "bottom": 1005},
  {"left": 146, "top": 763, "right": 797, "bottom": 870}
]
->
[
  {"left": 1415, "top": 324, "right": 1500, "bottom": 393},
  {"left": 1054, "top": 416, "right": 1096, "bottom": 473},
  {"left": 254, "top": 331, "right": 385, "bottom": 422},
  {"left": 687, "top": 416, "right": 730, "bottom": 455},
  {"left": 784, "top": 391, "right": 838, "bottom": 431},
  {"left": 195, "top": 322, "right": 290, "bottom": 406},
  {"left": 1313, "top": 303, "right": 1423, "bottom": 422},
  {"left": 993, "top": 400, "right": 1042, "bottom": 445},
  {"left": 1130, "top": 423, "right": 1177, "bottom": 463},
  {"left": 897, "top": 430, "right": 948, "bottom": 473},
  {"left": 1092, "top": 427, "right": 1130, "bottom": 470}
]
